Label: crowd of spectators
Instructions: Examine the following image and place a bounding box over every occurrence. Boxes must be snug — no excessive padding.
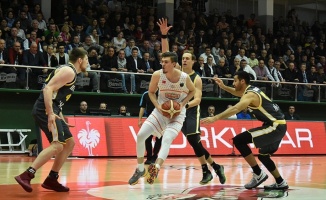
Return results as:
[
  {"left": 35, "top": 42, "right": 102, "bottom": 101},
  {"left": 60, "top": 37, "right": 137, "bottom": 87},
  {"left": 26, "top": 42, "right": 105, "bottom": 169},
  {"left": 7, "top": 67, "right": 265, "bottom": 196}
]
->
[{"left": 0, "top": 0, "right": 325, "bottom": 101}]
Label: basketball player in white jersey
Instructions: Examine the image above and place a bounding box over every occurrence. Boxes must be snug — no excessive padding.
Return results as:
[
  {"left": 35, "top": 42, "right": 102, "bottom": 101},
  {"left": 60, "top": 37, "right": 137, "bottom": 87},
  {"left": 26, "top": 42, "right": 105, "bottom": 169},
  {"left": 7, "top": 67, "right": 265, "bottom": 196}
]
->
[
  {"left": 128, "top": 51, "right": 196, "bottom": 185},
  {"left": 157, "top": 18, "right": 226, "bottom": 185}
]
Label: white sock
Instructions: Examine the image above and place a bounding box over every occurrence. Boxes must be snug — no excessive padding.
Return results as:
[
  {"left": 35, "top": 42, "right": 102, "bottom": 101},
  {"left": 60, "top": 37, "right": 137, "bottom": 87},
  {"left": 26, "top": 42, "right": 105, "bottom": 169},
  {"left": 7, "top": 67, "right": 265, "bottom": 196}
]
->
[
  {"left": 155, "top": 163, "right": 160, "bottom": 169},
  {"left": 138, "top": 163, "right": 144, "bottom": 172}
]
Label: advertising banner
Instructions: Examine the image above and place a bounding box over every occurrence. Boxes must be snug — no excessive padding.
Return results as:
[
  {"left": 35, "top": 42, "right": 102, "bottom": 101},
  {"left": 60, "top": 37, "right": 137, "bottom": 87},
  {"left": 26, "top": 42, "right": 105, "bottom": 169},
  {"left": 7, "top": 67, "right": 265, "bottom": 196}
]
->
[{"left": 41, "top": 116, "right": 326, "bottom": 156}]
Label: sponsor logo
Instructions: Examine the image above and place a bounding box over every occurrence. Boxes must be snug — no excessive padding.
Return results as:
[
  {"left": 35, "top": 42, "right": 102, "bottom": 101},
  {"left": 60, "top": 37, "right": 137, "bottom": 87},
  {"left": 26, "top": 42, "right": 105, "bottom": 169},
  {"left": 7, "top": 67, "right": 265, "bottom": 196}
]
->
[{"left": 78, "top": 121, "right": 100, "bottom": 156}]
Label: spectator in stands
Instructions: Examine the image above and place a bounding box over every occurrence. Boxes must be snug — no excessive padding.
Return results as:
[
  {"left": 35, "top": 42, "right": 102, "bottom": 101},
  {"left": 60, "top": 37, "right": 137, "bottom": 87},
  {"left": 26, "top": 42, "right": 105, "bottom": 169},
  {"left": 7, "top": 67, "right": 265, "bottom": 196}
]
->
[
  {"left": 203, "top": 56, "right": 217, "bottom": 81},
  {"left": 71, "top": 5, "right": 88, "bottom": 28},
  {"left": 6, "top": 11, "right": 15, "bottom": 28},
  {"left": 108, "top": 0, "right": 122, "bottom": 12},
  {"left": 237, "top": 108, "right": 251, "bottom": 119},
  {"left": 0, "top": 39, "right": 12, "bottom": 83},
  {"left": 69, "top": 35, "right": 82, "bottom": 50},
  {"left": 116, "top": 49, "right": 134, "bottom": 94},
  {"left": 31, "top": 4, "right": 43, "bottom": 20},
  {"left": 43, "top": 45, "right": 58, "bottom": 68},
  {"left": 59, "top": 25, "right": 72, "bottom": 44},
  {"left": 6, "top": 27, "right": 24, "bottom": 49},
  {"left": 284, "top": 106, "right": 300, "bottom": 120},
  {"left": 193, "top": 56, "right": 205, "bottom": 77},
  {"left": 144, "top": 21, "right": 157, "bottom": 41},
  {"left": 248, "top": 52, "right": 259, "bottom": 68},
  {"left": 112, "top": 31, "right": 126, "bottom": 52},
  {"left": 297, "top": 63, "right": 312, "bottom": 101},
  {"left": 126, "top": 47, "right": 146, "bottom": 94},
  {"left": 36, "top": 13, "right": 47, "bottom": 31},
  {"left": 44, "top": 23, "right": 59, "bottom": 38},
  {"left": 17, "top": 11, "right": 31, "bottom": 32},
  {"left": 214, "top": 47, "right": 223, "bottom": 64},
  {"left": 206, "top": 105, "right": 215, "bottom": 117},
  {"left": 99, "top": 102, "right": 107, "bottom": 110},
  {"left": 266, "top": 59, "right": 280, "bottom": 86},
  {"left": 240, "top": 59, "right": 257, "bottom": 80},
  {"left": 200, "top": 47, "right": 216, "bottom": 65},
  {"left": 82, "top": 36, "right": 104, "bottom": 55},
  {"left": 98, "top": 17, "right": 111, "bottom": 45},
  {"left": 257, "top": 49, "right": 269, "bottom": 64},
  {"left": 12, "top": 20, "right": 26, "bottom": 40},
  {"left": 317, "top": 56, "right": 325, "bottom": 71},
  {"left": 26, "top": 20, "right": 44, "bottom": 41},
  {"left": 139, "top": 40, "right": 154, "bottom": 60},
  {"left": 55, "top": 44, "right": 69, "bottom": 65},
  {"left": 118, "top": 105, "right": 130, "bottom": 116},
  {"left": 274, "top": 61, "right": 285, "bottom": 83},
  {"left": 142, "top": 52, "right": 155, "bottom": 73},
  {"left": 254, "top": 59, "right": 272, "bottom": 87},
  {"left": 148, "top": 33, "right": 160, "bottom": 49},
  {"left": 96, "top": 102, "right": 111, "bottom": 115},
  {"left": 23, "top": 31, "right": 43, "bottom": 52},
  {"left": 85, "top": 19, "right": 101, "bottom": 37},
  {"left": 283, "top": 62, "right": 298, "bottom": 82},
  {"left": 75, "top": 101, "right": 90, "bottom": 115},
  {"left": 22, "top": 42, "right": 47, "bottom": 89},
  {"left": 125, "top": 38, "right": 141, "bottom": 58},
  {"left": 100, "top": 46, "right": 117, "bottom": 91},
  {"left": 175, "top": 30, "right": 187, "bottom": 51},
  {"left": 216, "top": 56, "right": 230, "bottom": 75},
  {"left": 71, "top": 24, "right": 86, "bottom": 43}
]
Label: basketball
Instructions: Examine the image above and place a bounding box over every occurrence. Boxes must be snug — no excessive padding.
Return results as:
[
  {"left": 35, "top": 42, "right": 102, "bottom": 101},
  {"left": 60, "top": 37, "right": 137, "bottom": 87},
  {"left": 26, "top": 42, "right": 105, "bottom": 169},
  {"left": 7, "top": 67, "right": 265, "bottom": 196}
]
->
[{"left": 161, "top": 100, "right": 181, "bottom": 119}]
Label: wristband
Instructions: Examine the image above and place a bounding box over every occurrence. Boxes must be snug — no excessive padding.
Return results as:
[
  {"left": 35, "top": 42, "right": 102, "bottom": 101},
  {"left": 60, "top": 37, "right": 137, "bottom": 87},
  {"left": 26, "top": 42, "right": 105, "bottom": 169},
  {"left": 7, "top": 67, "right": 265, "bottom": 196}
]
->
[{"left": 161, "top": 35, "right": 167, "bottom": 39}]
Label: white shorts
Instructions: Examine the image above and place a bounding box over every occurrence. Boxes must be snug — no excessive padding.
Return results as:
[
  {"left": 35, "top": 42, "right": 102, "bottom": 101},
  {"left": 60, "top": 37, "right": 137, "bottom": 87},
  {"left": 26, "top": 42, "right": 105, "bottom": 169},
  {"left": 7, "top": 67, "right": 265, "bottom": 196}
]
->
[{"left": 143, "top": 107, "right": 186, "bottom": 138}]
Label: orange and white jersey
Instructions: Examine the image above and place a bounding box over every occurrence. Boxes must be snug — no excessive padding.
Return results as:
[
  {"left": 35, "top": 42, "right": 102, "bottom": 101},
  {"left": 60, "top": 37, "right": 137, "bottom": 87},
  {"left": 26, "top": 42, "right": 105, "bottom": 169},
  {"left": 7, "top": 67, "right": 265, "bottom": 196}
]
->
[{"left": 157, "top": 69, "right": 189, "bottom": 105}]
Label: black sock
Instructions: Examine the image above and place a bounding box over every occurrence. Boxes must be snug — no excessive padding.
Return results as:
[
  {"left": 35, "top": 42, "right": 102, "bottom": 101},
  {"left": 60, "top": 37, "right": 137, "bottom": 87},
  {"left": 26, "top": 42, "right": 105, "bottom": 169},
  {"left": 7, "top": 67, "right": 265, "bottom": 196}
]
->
[
  {"left": 210, "top": 161, "right": 220, "bottom": 170},
  {"left": 276, "top": 176, "right": 284, "bottom": 184},
  {"left": 201, "top": 164, "right": 209, "bottom": 173},
  {"left": 49, "top": 170, "right": 59, "bottom": 179},
  {"left": 27, "top": 167, "right": 36, "bottom": 174},
  {"left": 252, "top": 165, "right": 261, "bottom": 175}
]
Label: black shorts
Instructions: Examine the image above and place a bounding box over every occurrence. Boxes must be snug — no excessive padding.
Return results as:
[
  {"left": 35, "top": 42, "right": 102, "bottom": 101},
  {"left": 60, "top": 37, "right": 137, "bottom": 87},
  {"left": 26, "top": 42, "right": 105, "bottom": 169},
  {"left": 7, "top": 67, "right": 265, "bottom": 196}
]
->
[
  {"left": 32, "top": 108, "right": 73, "bottom": 144},
  {"left": 181, "top": 106, "right": 201, "bottom": 136},
  {"left": 248, "top": 122, "right": 287, "bottom": 154}
]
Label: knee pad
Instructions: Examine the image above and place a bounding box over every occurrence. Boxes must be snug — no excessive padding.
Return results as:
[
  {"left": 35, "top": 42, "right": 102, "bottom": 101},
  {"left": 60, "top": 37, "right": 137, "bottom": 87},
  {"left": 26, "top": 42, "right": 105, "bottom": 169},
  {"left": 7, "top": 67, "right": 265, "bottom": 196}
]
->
[
  {"left": 258, "top": 154, "right": 276, "bottom": 172},
  {"left": 187, "top": 134, "right": 205, "bottom": 157}
]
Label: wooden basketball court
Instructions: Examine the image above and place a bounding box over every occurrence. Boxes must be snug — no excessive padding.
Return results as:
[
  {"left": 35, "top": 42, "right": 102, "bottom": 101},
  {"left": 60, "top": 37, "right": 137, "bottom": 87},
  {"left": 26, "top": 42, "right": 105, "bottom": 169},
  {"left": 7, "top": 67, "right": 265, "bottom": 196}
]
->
[{"left": 1, "top": 155, "right": 325, "bottom": 199}]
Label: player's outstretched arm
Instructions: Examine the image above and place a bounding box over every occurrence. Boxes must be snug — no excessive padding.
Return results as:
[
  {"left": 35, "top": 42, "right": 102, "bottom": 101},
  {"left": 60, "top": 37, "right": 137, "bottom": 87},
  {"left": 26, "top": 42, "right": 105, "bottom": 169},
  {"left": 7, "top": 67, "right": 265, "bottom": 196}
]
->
[
  {"left": 201, "top": 93, "right": 254, "bottom": 124},
  {"left": 212, "top": 77, "right": 243, "bottom": 97}
]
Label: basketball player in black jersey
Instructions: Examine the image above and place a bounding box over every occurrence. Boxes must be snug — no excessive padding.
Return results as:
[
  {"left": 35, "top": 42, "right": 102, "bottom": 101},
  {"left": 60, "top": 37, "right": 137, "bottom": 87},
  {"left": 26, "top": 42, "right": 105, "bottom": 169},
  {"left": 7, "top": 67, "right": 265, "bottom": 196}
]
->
[
  {"left": 158, "top": 18, "right": 226, "bottom": 185},
  {"left": 15, "top": 48, "right": 89, "bottom": 193},
  {"left": 202, "top": 71, "right": 289, "bottom": 190}
]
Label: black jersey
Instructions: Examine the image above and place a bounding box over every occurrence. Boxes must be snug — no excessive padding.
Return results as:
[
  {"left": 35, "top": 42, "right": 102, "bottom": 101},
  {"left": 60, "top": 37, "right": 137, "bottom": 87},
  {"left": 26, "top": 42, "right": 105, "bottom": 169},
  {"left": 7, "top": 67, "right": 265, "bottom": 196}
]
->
[
  {"left": 245, "top": 85, "right": 285, "bottom": 124},
  {"left": 188, "top": 71, "right": 199, "bottom": 102},
  {"left": 34, "top": 63, "right": 77, "bottom": 114}
]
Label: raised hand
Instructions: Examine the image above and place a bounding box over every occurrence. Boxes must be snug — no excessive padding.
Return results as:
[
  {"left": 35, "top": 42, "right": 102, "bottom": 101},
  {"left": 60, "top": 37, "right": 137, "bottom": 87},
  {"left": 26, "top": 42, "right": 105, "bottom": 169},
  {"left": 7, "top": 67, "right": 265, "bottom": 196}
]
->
[{"left": 157, "top": 18, "right": 173, "bottom": 35}]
